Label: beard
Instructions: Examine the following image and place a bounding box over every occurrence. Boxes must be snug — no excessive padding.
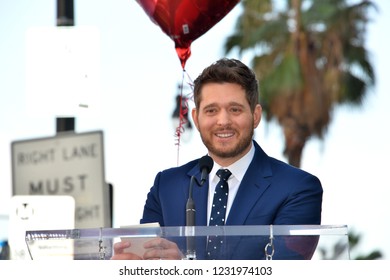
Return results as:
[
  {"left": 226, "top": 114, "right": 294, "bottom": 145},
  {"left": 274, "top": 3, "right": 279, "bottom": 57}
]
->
[{"left": 200, "top": 127, "right": 254, "bottom": 159}]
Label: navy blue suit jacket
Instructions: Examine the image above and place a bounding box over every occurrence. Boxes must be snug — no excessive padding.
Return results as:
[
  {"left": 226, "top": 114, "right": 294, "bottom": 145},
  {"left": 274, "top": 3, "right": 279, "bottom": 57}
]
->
[{"left": 140, "top": 141, "right": 323, "bottom": 259}]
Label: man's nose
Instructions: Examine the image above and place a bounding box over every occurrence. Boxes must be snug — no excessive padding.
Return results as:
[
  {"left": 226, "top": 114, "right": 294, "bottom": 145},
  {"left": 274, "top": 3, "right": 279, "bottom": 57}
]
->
[{"left": 216, "top": 110, "right": 231, "bottom": 126}]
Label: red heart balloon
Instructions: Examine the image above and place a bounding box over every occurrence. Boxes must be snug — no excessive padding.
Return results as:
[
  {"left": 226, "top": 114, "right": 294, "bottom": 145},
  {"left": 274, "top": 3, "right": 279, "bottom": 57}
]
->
[{"left": 136, "top": 0, "right": 240, "bottom": 69}]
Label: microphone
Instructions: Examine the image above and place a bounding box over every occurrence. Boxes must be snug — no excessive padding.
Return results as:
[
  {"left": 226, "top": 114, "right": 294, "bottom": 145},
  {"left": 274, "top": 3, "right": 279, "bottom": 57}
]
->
[
  {"left": 186, "top": 155, "right": 214, "bottom": 226},
  {"left": 199, "top": 155, "right": 214, "bottom": 185},
  {"left": 185, "top": 155, "right": 214, "bottom": 259}
]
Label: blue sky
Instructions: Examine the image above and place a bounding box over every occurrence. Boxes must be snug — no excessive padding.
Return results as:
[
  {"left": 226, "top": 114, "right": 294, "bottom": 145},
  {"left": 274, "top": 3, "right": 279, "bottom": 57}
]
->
[{"left": 1, "top": 0, "right": 389, "bottom": 259}]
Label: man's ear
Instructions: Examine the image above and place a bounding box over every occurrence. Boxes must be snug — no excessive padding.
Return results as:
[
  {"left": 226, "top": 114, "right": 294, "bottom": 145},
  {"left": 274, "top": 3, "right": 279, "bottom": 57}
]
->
[
  {"left": 253, "top": 104, "right": 262, "bottom": 128},
  {"left": 191, "top": 108, "right": 200, "bottom": 131}
]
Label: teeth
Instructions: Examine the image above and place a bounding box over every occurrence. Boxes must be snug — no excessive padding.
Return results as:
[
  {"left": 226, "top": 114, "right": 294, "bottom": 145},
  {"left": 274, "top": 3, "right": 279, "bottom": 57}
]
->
[{"left": 217, "top": 133, "right": 233, "bottom": 138}]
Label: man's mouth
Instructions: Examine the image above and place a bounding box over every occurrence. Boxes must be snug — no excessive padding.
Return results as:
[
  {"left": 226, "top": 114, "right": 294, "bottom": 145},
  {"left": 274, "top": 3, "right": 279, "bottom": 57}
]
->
[{"left": 216, "top": 132, "right": 234, "bottom": 138}]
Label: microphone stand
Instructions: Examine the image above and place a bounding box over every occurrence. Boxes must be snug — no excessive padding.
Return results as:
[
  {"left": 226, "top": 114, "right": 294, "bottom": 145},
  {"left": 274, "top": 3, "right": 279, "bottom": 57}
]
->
[
  {"left": 184, "top": 155, "right": 213, "bottom": 260},
  {"left": 185, "top": 176, "right": 197, "bottom": 260}
]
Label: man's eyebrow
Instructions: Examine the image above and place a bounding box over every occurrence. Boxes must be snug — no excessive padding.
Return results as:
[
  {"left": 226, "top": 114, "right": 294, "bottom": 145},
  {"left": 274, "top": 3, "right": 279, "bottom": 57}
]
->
[
  {"left": 202, "top": 103, "right": 218, "bottom": 110},
  {"left": 202, "top": 102, "right": 244, "bottom": 109}
]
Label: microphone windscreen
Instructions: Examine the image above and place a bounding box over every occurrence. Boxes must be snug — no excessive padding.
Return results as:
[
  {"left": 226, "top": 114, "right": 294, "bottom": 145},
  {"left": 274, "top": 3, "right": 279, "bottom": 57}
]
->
[{"left": 198, "top": 155, "right": 214, "bottom": 174}]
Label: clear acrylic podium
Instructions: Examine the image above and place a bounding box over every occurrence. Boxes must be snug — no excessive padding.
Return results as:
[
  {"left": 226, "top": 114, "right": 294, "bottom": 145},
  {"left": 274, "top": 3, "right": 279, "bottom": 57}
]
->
[{"left": 25, "top": 225, "right": 349, "bottom": 260}]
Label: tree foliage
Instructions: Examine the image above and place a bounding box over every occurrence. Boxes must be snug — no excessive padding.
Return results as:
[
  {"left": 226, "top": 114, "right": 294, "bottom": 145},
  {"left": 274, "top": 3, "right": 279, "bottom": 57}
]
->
[{"left": 225, "top": 0, "right": 377, "bottom": 166}]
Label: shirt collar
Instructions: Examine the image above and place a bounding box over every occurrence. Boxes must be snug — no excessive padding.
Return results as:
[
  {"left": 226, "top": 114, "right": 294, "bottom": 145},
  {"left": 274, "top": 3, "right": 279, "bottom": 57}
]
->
[{"left": 211, "top": 141, "right": 255, "bottom": 182}]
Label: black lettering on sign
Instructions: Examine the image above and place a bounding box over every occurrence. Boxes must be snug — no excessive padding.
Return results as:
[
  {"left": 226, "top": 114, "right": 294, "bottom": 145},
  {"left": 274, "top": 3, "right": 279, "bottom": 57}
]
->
[
  {"left": 17, "top": 148, "right": 56, "bottom": 166},
  {"left": 29, "top": 174, "right": 88, "bottom": 194},
  {"left": 62, "top": 143, "right": 98, "bottom": 161},
  {"left": 76, "top": 205, "right": 100, "bottom": 222}
]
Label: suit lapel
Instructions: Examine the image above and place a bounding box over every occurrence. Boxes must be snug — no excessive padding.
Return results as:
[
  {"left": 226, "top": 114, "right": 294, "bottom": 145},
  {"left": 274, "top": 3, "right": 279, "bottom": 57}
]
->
[
  {"left": 193, "top": 181, "right": 208, "bottom": 226},
  {"left": 186, "top": 161, "right": 209, "bottom": 226},
  {"left": 185, "top": 144, "right": 273, "bottom": 227},
  {"left": 227, "top": 143, "right": 272, "bottom": 225}
]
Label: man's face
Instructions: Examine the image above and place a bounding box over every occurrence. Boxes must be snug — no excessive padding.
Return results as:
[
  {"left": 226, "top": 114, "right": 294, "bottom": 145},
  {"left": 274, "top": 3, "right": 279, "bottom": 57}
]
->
[{"left": 192, "top": 82, "right": 261, "bottom": 166}]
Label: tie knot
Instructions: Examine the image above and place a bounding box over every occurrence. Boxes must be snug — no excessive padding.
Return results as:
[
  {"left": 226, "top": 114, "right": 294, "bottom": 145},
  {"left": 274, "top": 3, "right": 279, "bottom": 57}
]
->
[{"left": 216, "top": 169, "right": 231, "bottom": 181}]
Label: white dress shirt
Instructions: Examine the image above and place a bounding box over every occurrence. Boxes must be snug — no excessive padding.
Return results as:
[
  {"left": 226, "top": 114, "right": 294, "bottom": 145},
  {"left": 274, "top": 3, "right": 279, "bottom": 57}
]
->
[{"left": 207, "top": 142, "right": 255, "bottom": 225}]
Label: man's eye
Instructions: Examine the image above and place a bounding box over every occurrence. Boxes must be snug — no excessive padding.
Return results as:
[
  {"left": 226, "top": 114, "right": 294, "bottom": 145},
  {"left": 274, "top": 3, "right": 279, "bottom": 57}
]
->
[
  {"left": 230, "top": 107, "right": 241, "bottom": 113},
  {"left": 205, "top": 108, "right": 216, "bottom": 114}
]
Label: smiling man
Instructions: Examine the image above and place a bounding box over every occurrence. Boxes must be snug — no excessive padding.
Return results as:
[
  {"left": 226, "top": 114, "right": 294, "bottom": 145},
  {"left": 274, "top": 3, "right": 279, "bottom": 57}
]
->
[{"left": 112, "top": 58, "right": 323, "bottom": 260}]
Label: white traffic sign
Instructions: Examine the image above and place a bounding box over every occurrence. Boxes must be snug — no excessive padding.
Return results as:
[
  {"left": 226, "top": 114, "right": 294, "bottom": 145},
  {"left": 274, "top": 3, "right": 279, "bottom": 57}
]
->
[{"left": 11, "top": 131, "right": 111, "bottom": 228}]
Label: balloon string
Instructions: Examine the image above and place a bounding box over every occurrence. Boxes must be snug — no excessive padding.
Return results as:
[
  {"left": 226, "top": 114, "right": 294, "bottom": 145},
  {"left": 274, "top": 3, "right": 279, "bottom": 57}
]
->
[{"left": 175, "top": 69, "right": 194, "bottom": 166}]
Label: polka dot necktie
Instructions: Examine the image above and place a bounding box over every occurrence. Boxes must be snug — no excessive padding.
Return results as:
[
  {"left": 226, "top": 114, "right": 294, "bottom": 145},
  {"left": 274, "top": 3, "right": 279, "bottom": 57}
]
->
[{"left": 207, "top": 169, "right": 231, "bottom": 259}]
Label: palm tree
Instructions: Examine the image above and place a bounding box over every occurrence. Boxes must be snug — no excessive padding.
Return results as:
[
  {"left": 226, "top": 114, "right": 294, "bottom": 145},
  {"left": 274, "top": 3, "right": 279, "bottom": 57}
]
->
[
  {"left": 318, "top": 228, "right": 382, "bottom": 260},
  {"left": 225, "top": 0, "right": 376, "bottom": 167}
]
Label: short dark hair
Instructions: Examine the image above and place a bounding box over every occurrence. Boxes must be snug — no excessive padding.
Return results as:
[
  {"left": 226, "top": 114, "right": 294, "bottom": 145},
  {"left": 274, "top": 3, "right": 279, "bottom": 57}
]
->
[{"left": 193, "top": 58, "right": 259, "bottom": 112}]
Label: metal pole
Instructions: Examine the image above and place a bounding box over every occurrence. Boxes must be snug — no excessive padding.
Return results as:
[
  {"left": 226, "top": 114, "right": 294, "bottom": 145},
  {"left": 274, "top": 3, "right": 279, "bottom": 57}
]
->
[
  {"left": 56, "top": 0, "right": 75, "bottom": 133},
  {"left": 57, "top": 0, "right": 74, "bottom": 26}
]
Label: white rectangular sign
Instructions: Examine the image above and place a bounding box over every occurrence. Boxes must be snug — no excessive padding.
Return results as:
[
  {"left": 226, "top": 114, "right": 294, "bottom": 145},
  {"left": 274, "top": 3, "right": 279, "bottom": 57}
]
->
[
  {"left": 8, "top": 195, "right": 75, "bottom": 260},
  {"left": 25, "top": 26, "right": 101, "bottom": 117},
  {"left": 11, "top": 131, "right": 111, "bottom": 229}
]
